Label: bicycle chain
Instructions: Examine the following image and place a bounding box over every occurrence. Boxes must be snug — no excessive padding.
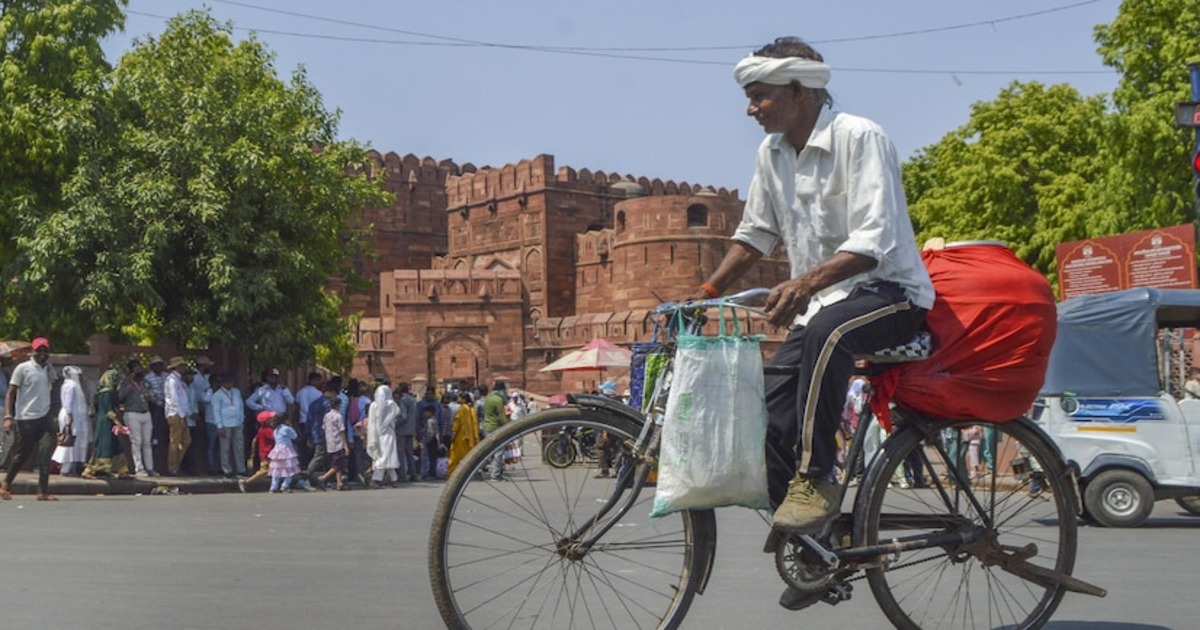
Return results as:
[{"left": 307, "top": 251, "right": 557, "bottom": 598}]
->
[{"left": 844, "top": 550, "right": 949, "bottom": 584}]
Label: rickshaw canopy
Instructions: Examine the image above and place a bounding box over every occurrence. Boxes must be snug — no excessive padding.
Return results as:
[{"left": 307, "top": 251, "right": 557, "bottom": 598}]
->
[{"left": 1042, "top": 288, "right": 1200, "bottom": 397}]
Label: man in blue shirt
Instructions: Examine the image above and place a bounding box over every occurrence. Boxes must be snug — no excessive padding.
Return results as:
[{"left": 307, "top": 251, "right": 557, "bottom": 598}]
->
[{"left": 304, "top": 383, "right": 338, "bottom": 489}]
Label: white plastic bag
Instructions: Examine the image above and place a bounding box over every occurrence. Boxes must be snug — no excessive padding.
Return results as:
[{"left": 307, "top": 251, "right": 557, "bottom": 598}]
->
[{"left": 651, "top": 309, "right": 769, "bottom": 517}]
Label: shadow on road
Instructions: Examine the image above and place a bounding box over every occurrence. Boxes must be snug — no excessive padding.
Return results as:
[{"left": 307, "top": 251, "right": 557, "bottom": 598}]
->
[{"left": 1043, "top": 623, "right": 1171, "bottom": 630}]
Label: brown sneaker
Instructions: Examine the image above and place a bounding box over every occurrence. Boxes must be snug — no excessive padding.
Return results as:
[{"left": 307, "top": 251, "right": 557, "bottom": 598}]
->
[{"left": 771, "top": 473, "right": 839, "bottom": 534}]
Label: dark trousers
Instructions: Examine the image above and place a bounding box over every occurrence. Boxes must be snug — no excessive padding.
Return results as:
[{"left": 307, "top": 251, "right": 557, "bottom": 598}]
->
[
  {"left": 305, "top": 442, "right": 329, "bottom": 481},
  {"left": 764, "top": 282, "right": 925, "bottom": 508},
  {"left": 149, "top": 403, "right": 168, "bottom": 475},
  {"left": 3, "top": 413, "right": 56, "bottom": 494},
  {"left": 185, "top": 423, "right": 208, "bottom": 475}
]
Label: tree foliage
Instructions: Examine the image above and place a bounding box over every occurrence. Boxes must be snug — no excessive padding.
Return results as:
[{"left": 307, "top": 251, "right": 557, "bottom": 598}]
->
[
  {"left": 0, "top": 0, "right": 125, "bottom": 337},
  {"left": 903, "top": 0, "right": 1200, "bottom": 286},
  {"left": 12, "top": 10, "right": 390, "bottom": 363},
  {"left": 904, "top": 82, "right": 1107, "bottom": 277}
]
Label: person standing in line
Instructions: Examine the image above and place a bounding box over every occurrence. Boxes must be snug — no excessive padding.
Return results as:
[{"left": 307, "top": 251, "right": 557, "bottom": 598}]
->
[
  {"left": 416, "top": 388, "right": 442, "bottom": 480},
  {"left": 188, "top": 356, "right": 215, "bottom": 475},
  {"left": 52, "top": 366, "right": 91, "bottom": 477},
  {"left": 346, "top": 379, "right": 371, "bottom": 485},
  {"left": 439, "top": 392, "right": 455, "bottom": 456},
  {"left": 210, "top": 372, "right": 247, "bottom": 479},
  {"left": 0, "top": 354, "right": 14, "bottom": 472},
  {"left": 447, "top": 392, "right": 479, "bottom": 477},
  {"left": 85, "top": 367, "right": 130, "bottom": 479},
  {"left": 303, "top": 382, "right": 337, "bottom": 489},
  {"left": 163, "top": 356, "right": 193, "bottom": 476},
  {"left": 482, "top": 381, "right": 510, "bottom": 481},
  {"left": 142, "top": 356, "right": 169, "bottom": 476},
  {"left": 245, "top": 368, "right": 296, "bottom": 425},
  {"left": 119, "top": 361, "right": 156, "bottom": 477},
  {"left": 1, "top": 337, "right": 58, "bottom": 500},
  {"left": 394, "top": 382, "right": 417, "bottom": 482},
  {"left": 364, "top": 384, "right": 398, "bottom": 487},
  {"left": 294, "top": 371, "right": 323, "bottom": 468}
]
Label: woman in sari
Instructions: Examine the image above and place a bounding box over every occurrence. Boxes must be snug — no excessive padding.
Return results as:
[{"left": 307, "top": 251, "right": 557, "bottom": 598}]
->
[
  {"left": 84, "top": 368, "right": 130, "bottom": 478},
  {"left": 448, "top": 392, "right": 479, "bottom": 476},
  {"left": 52, "top": 366, "right": 92, "bottom": 477}
]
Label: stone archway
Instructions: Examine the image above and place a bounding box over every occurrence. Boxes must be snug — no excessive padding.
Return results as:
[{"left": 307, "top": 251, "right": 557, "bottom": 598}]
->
[{"left": 428, "top": 330, "right": 488, "bottom": 392}]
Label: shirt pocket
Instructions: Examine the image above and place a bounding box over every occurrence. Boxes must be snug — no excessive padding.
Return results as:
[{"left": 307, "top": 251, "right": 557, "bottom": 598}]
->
[{"left": 809, "top": 192, "right": 848, "bottom": 247}]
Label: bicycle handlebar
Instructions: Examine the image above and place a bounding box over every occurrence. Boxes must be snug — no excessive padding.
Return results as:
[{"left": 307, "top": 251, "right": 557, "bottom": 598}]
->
[{"left": 653, "top": 287, "right": 772, "bottom": 316}]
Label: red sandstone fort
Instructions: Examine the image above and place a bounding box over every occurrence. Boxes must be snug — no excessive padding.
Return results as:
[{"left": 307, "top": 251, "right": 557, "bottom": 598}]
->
[{"left": 348, "top": 152, "right": 788, "bottom": 396}]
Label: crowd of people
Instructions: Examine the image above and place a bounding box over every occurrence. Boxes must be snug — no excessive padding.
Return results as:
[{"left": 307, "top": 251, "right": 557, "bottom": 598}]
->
[{"left": 0, "top": 338, "right": 537, "bottom": 498}]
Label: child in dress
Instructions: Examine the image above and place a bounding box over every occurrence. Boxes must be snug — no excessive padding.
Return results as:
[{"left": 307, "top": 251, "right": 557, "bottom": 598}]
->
[{"left": 267, "top": 412, "right": 302, "bottom": 493}]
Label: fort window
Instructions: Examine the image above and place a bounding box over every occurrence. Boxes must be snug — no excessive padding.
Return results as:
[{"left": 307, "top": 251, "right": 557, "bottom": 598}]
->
[
  {"left": 617, "top": 211, "right": 626, "bottom": 233},
  {"left": 686, "top": 203, "right": 709, "bottom": 227}
]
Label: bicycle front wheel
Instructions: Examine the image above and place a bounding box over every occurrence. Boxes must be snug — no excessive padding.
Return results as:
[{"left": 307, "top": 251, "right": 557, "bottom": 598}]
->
[
  {"left": 856, "top": 416, "right": 1077, "bottom": 630},
  {"left": 429, "top": 406, "right": 707, "bottom": 630}
]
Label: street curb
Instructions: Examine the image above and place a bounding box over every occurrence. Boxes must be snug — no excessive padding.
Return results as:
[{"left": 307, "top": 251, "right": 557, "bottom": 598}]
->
[{"left": 4, "top": 472, "right": 244, "bottom": 495}]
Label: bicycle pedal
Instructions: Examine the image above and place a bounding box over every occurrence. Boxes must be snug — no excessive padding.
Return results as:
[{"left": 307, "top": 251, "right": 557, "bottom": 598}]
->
[{"left": 819, "top": 583, "right": 852, "bottom": 606}]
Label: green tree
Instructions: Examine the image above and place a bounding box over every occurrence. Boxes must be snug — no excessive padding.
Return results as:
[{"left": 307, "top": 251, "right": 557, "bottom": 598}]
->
[
  {"left": 1090, "top": 0, "right": 1200, "bottom": 230},
  {"left": 903, "top": 82, "right": 1108, "bottom": 277},
  {"left": 0, "top": 0, "right": 125, "bottom": 338},
  {"left": 14, "top": 10, "right": 390, "bottom": 363}
]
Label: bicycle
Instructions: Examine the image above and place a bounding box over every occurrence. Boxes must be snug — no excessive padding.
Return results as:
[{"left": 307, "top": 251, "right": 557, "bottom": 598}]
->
[
  {"left": 543, "top": 424, "right": 599, "bottom": 469},
  {"left": 429, "top": 288, "right": 1106, "bottom": 629}
]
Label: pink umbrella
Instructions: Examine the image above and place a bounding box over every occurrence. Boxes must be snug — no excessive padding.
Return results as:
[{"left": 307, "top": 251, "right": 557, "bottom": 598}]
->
[{"left": 539, "top": 338, "right": 632, "bottom": 373}]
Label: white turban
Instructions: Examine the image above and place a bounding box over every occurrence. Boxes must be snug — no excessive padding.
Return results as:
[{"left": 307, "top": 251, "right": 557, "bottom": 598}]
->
[
  {"left": 733, "top": 55, "right": 831, "bottom": 89},
  {"left": 63, "top": 366, "right": 82, "bottom": 383}
]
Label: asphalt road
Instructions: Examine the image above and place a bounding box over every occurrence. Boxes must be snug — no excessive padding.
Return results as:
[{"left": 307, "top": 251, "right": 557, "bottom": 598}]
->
[{"left": 1, "top": 479, "right": 1196, "bottom": 630}]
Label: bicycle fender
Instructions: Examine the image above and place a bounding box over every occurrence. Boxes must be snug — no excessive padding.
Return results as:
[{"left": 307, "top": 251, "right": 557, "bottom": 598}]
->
[
  {"left": 569, "top": 393, "right": 647, "bottom": 425},
  {"left": 690, "top": 508, "right": 718, "bottom": 596}
]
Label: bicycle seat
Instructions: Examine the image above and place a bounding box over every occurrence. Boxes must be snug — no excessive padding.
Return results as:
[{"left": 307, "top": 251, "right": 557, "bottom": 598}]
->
[{"left": 854, "top": 330, "right": 932, "bottom": 364}]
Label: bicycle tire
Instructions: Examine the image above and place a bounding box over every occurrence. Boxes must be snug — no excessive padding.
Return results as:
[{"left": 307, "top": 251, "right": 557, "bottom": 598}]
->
[
  {"left": 429, "top": 406, "right": 707, "bottom": 630},
  {"left": 544, "top": 436, "right": 577, "bottom": 468},
  {"left": 856, "top": 416, "right": 1077, "bottom": 630}
]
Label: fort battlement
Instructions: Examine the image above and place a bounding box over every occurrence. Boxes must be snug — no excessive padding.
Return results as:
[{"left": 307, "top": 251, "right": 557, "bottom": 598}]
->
[
  {"left": 367, "top": 150, "right": 462, "bottom": 184},
  {"left": 445, "top": 154, "right": 740, "bottom": 209}
]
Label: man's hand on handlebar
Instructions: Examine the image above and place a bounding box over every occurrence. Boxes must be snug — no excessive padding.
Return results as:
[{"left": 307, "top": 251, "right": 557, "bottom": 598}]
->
[{"left": 764, "top": 276, "right": 814, "bottom": 328}]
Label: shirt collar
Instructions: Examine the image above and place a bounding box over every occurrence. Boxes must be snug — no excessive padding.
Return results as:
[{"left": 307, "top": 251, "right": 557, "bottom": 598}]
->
[{"left": 767, "top": 106, "right": 835, "bottom": 154}]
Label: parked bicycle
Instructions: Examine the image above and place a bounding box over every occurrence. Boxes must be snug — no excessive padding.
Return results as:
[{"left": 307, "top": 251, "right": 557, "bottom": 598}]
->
[
  {"left": 543, "top": 424, "right": 599, "bottom": 469},
  {"left": 429, "top": 289, "right": 1105, "bottom": 629}
]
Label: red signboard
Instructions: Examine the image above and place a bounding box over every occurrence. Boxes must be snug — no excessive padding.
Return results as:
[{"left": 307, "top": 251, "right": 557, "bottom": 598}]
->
[{"left": 1055, "top": 224, "right": 1197, "bottom": 300}]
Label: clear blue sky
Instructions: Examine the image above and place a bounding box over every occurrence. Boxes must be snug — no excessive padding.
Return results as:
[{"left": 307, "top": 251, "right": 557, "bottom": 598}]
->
[{"left": 104, "top": 0, "right": 1122, "bottom": 193}]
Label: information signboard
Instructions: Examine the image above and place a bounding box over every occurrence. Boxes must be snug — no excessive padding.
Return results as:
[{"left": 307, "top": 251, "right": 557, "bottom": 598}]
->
[{"left": 1055, "top": 224, "right": 1196, "bottom": 300}]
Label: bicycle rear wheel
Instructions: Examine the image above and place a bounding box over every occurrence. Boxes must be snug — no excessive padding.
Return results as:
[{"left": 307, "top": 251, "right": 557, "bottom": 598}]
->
[
  {"left": 856, "top": 416, "right": 1077, "bottom": 630},
  {"left": 429, "top": 406, "right": 707, "bottom": 630},
  {"left": 544, "top": 435, "right": 577, "bottom": 468}
]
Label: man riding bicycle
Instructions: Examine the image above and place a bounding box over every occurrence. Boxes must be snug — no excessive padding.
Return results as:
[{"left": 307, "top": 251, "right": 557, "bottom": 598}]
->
[{"left": 695, "top": 37, "right": 934, "bottom": 603}]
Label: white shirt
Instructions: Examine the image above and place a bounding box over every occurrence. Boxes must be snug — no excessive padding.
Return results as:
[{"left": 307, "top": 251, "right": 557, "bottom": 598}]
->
[
  {"left": 246, "top": 384, "right": 294, "bottom": 415},
  {"left": 164, "top": 371, "right": 192, "bottom": 418},
  {"left": 211, "top": 386, "right": 245, "bottom": 429},
  {"left": 733, "top": 107, "right": 935, "bottom": 324},
  {"left": 9, "top": 359, "right": 55, "bottom": 420}
]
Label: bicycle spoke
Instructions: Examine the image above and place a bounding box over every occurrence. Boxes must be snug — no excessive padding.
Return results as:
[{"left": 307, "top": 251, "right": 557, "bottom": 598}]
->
[
  {"left": 861, "top": 418, "right": 1077, "bottom": 630},
  {"left": 431, "top": 410, "right": 700, "bottom": 629}
]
